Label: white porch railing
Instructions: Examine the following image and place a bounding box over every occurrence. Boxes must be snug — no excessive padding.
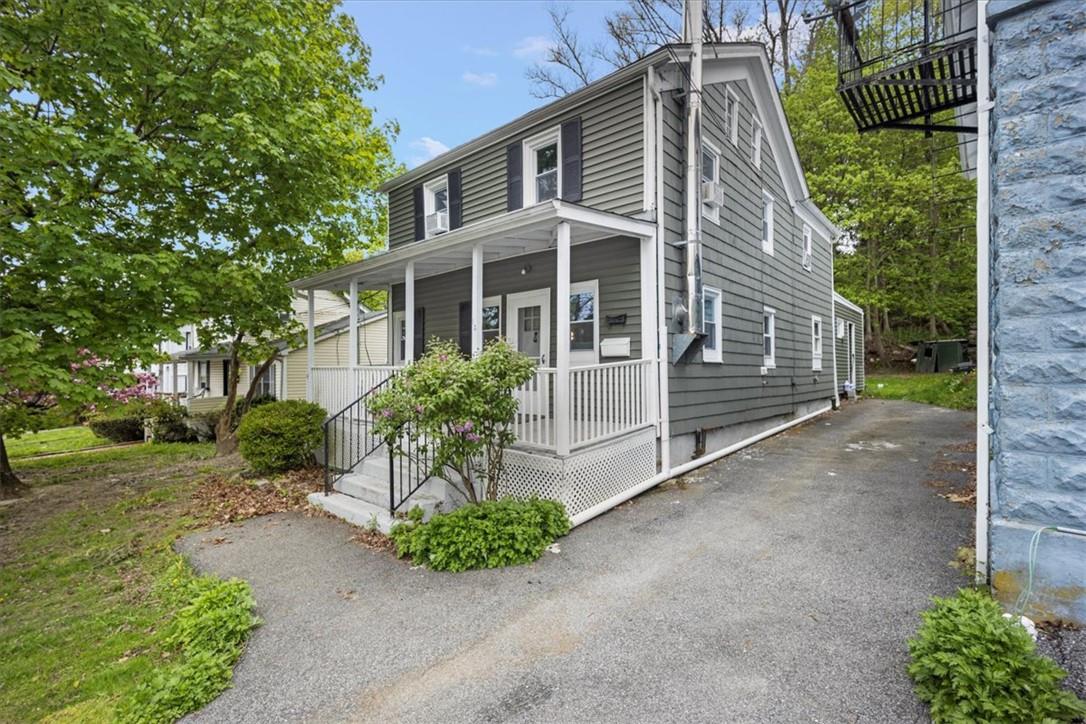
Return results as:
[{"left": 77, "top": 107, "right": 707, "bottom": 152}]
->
[
  {"left": 312, "top": 365, "right": 398, "bottom": 416},
  {"left": 312, "top": 359, "right": 655, "bottom": 453}
]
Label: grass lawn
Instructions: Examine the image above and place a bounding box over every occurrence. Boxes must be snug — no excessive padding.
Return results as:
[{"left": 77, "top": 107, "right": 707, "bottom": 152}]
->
[
  {"left": 865, "top": 371, "right": 977, "bottom": 411},
  {"left": 5, "top": 425, "right": 110, "bottom": 459},
  {"left": 0, "top": 442, "right": 313, "bottom": 722}
]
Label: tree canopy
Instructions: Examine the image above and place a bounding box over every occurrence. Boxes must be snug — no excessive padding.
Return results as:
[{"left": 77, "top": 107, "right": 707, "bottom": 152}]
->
[{"left": 1, "top": 0, "right": 396, "bottom": 485}]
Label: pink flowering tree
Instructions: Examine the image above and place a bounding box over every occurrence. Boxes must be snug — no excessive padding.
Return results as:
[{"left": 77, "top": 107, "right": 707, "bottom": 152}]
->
[{"left": 370, "top": 339, "right": 536, "bottom": 503}]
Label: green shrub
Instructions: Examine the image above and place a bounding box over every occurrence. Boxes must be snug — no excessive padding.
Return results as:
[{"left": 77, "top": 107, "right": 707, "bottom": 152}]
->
[
  {"left": 390, "top": 497, "right": 571, "bottom": 572},
  {"left": 149, "top": 405, "right": 196, "bottom": 443},
  {"left": 188, "top": 410, "right": 221, "bottom": 442},
  {"left": 907, "top": 588, "right": 1086, "bottom": 723},
  {"left": 236, "top": 400, "right": 325, "bottom": 474},
  {"left": 88, "top": 415, "right": 144, "bottom": 443}
]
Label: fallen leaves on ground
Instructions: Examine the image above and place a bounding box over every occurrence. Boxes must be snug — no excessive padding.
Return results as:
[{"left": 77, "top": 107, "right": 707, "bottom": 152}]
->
[
  {"left": 190, "top": 467, "right": 322, "bottom": 525},
  {"left": 351, "top": 527, "right": 397, "bottom": 553}
]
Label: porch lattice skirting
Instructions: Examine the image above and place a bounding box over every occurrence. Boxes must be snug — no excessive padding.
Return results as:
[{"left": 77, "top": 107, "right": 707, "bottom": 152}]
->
[{"left": 499, "top": 426, "right": 657, "bottom": 518}]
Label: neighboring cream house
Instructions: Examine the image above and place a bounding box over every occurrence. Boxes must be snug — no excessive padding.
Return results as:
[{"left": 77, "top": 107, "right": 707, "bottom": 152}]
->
[{"left": 176, "top": 290, "right": 387, "bottom": 413}]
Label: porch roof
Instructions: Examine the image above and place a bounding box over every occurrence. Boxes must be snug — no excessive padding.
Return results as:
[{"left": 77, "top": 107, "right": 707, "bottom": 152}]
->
[{"left": 289, "top": 200, "right": 656, "bottom": 292}]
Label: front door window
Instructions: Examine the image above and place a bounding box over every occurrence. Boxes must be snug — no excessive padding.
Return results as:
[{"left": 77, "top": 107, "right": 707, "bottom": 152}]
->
[{"left": 517, "top": 305, "right": 542, "bottom": 359}]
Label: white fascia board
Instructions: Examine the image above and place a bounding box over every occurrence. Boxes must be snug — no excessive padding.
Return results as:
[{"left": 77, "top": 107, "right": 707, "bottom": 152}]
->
[{"left": 833, "top": 291, "right": 864, "bottom": 315}]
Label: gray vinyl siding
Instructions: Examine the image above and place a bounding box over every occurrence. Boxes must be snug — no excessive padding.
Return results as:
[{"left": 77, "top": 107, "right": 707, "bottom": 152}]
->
[
  {"left": 391, "top": 236, "right": 644, "bottom": 361},
  {"left": 833, "top": 302, "right": 865, "bottom": 392},
  {"left": 387, "top": 79, "right": 646, "bottom": 248},
  {"left": 663, "top": 79, "right": 836, "bottom": 436}
]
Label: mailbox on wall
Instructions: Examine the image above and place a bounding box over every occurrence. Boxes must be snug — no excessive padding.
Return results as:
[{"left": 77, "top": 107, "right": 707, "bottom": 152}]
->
[{"left": 600, "top": 337, "right": 631, "bottom": 358}]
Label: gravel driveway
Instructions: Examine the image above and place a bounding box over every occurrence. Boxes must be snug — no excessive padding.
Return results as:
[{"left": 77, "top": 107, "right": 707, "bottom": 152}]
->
[{"left": 178, "top": 399, "right": 975, "bottom": 723}]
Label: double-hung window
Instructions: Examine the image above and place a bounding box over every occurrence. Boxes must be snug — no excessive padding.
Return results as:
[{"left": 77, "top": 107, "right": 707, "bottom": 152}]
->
[
  {"left": 250, "top": 364, "right": 276, "bottom": 399},
  {"left": 751, "top": 116, "right": 762, "bottom": 167},
  {"left": 524, "top": 128, "right": 560, "bottom": 205},
  {"left": 703, "top": 287, "right": 723, "bottom": 363},
  {"left": 569, "top": 280, "right": 599, "bottom": 365},
  {"left": 196, "top": 360, "right": 210, "bottom": 391},
  {"left": 725, "top": 87, "right": 739, "bottom": 146},
  {"left": 701, "top": 139, "right": 721, "bottom": 224},
  {"left": 423, "top": 176, "right": 449, "bottom": 237},
  {"left": 811, "top": 316, "right": 823, "bottom": 371},
  {"left": 802, "top": 224, "right": 813, "bottom": 270},
  {"left": 761, "top": 191, "right": 775, "bottom": 255},
  {"left": 762, "top": 307, "right": 776, "bottom": 370}
]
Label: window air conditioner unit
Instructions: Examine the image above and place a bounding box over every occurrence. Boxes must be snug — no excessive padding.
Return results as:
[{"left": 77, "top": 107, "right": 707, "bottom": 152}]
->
[
  {"left": 425, "top": 211, "right": 449, "bottom": 235},
  {"left": 701, "top": 180, "right": 724, "bottom": 208}
]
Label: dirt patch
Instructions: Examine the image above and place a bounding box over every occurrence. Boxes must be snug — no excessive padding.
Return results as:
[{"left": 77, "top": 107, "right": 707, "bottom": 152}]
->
[
  {"left": 352, "top": 527, "right": 398, "bottom": 554},
  {"left": 189, "top": 468, "right": 322, "bottom": 525}
]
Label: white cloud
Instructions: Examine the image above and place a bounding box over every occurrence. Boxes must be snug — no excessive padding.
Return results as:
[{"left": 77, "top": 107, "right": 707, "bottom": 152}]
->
[
  {"left": 408, "top": 136, "right": 450, "bottom": 167},
  {"left": 513, "top": 35, "right": 555, "bottom": 61},
  {"left": 463, "top": 45, "right": 498, "bottom": 57},
  {"left": 462, "top": 71, "right": 498, "bottom": 87}
]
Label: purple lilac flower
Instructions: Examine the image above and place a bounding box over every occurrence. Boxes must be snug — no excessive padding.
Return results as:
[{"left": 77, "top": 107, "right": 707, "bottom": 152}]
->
[{"left": 466, "top": 433, "right": 480, "bottom": 443}]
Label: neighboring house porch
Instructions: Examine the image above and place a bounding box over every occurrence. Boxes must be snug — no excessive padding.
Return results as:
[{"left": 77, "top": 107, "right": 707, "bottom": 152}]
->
[{"left": 295, "top": 201, "right": 662, "bottom": 524}]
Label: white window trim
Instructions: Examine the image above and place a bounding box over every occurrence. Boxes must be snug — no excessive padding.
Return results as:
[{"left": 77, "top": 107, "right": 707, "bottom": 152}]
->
[
  {"left": 837, "top": 317, "right": 846, "bottom": 338},
  {"left": 751, "top": 115, "right": 763, "bottom": 167},
  {"left": 701, "top": 138, "right": 721, "bottom": 225},
  {"left": 481, "top": 294, "right": 502, "bottom": 341},
  {"left": 726, "top": 87, "right": 739, "bottom": 146},
  {"left": 702, "top": 286, "right": 723, "bottom": 363},
  {"left": 392, "top": 311, "right": 406, "bottom": 366},
  {"left": 423, "top": 174, "right": 449, "bottom": 239},
  {"left": 761, "top": 190, "right": 775, "bottom": 255},
  {"left": 522, "top": 126, "right": 561, "bottom": 207},
  {"left": 569, "top": 279, "right": 600, "bottom": 366},
  {"left": 811, "top": 315, "right": 823, "bottom": 371},
  {"left": 763, "top": 306, "right": 776, "bottom": 370},
  {"left": 802, "top": 224, "right": 813, "bottom": 270}
]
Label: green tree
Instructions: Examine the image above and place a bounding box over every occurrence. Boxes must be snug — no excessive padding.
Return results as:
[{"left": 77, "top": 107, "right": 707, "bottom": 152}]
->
[
  {"left": 782, "top": 22, "right": 975, "bottom": 360},
  {"left": 1, "top": 0, "right": 397, "bottom": 479}
]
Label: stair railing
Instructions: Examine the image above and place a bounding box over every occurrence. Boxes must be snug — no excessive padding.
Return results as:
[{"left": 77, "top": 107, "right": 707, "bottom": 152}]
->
[
  {"left": 387, "top": 419, "right": 436, "bottom": 513},
  {"left": 322, "top": 375, "right": 394, "bottom": 495}
]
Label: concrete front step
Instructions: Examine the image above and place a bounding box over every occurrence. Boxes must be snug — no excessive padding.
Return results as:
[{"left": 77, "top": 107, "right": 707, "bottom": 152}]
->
[
  {"left": 334, "top": 471, "right": 442, "bottom": 515},
  {"left": 307, "top": 492, "right": 405, "bottom": 534}
]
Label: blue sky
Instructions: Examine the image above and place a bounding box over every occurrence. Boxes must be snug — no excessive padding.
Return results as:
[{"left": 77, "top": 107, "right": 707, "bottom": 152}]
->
[{"left": 341, "top": 0, "right": 627, "bottom": 167}]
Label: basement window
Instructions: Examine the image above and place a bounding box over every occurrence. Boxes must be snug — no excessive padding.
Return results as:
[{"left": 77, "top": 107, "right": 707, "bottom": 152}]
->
[
  {"left": 763, "top": 307, "right": 776, "bottom": 370},
  {"left": 703, "top": 287, "right": 723, "bottom": 363}
]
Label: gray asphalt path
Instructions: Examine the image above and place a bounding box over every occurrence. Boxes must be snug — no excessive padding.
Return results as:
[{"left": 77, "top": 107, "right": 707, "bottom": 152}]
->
[{"left": 178, "top": 399, "right": 974, "bottom": 723}]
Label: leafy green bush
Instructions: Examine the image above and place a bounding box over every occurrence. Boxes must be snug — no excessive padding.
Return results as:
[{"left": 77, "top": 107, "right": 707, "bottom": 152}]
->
[
  {"left": 390, "top": 497, "right": 571, "bottom": 572},
  {"left": 907, "top": 588, "right": 1086, "bottom": 723},
  {"left": 149, "top": 405, "right": 196, "bottom": 443},
  {"left": 236, "top": 400, "right": 325, "bottom": 474},
  {"left": 117, "top": 574, "right": 259, "bottom": 724},
  {"left": 88, "top": 415, "right": 144, "bottom": 443}
]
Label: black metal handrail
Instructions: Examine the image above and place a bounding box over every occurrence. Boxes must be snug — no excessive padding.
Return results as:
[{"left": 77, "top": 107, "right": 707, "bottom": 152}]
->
[
  {"left": 322, "top": 376, "right": 393, "bottom": 495},
  {"left": 387, "top": 420, "right": 435, "bottom": 514}
]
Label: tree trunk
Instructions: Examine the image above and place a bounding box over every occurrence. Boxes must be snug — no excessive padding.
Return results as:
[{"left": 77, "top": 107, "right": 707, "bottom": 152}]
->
[
  {"left": 868, "top": 305, "right": 885, "bottom": 364},
  {"left": 215, "top": 342, "right": 279, "bottom": 457},
  {"left": 1, "top": 435, "right": 25, "bottom": 498}
]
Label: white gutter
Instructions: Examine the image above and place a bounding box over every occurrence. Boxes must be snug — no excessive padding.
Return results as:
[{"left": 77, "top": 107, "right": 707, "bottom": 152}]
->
[
  {"left": 975, "top": 6, "right": 993, "bottom": 585},
  {"left": 830, "top": 243, "right": 841, "bottom": 409}
]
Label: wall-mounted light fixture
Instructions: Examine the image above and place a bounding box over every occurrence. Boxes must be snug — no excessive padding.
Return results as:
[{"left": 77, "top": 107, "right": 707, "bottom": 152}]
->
[{"left": 520, "top": 264, "right": 532, "bottom": 276}]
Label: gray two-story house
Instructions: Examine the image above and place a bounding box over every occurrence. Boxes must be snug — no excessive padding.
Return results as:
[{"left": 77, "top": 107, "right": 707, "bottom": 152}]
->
[{"left": 293, "top": 42, "right": 859, "bottom": 530}]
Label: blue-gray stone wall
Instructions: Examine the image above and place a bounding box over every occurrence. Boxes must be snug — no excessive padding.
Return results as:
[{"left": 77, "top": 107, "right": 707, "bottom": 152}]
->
[{"left": 989, "top": 0, "right": 1086, "bottom": 623}]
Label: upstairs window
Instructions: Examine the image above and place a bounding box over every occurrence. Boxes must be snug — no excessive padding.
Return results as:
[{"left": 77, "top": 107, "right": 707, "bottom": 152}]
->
[
  {"left": 811, "top": 316, "right": 823, "bottom": 371},
  {"left": 763, "top": 307, "right": 776, "bottom": 370},
  {"left": 725, "top": 87, "right": 739, "bottom": 146},
  {"left": 524, "top": 128, "right": 560, "bottom": 205},
  {"left": 703, "top": 287, "right": 723, "bottom": 363},
  {"left": 423, "top": 176, "right": 449, "bottom": 237},
  {"left": 761, "top": 191, "right": 775, "bottom": 255},
  {"left": 802, "top": 225, "right": 813, "bottom": 270},
  {"left": 184, "top": 330, "right": 192, "bottom": 350},
  {"left": 701, "top": 139, "right": 721, "bottom": 224},
  {"left": 751, "top": 116, "right": 763, "bottom": 167}
]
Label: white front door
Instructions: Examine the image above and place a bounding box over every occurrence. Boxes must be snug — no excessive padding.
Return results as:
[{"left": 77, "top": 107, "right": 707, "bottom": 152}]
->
[{"left": 507, "top": 288, "right": 551, "bottom": 418}]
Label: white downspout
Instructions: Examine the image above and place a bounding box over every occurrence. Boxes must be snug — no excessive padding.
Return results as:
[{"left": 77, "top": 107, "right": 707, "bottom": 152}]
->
[
  {"left": 650, "top": 65, "right": 672, "bottom": 475},
  {"left": 975, "top": 7, "right": 992, "bottom": 586}
]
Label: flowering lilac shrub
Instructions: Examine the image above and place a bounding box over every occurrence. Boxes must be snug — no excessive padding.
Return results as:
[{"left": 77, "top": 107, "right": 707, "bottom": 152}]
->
[{"left": 371, "top": 339, "right": 536, "bottom": 503}]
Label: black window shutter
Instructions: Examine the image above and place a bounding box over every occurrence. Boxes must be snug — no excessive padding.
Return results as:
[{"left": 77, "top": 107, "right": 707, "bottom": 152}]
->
[
  {"left": 222, "top": 360, "right": 230, "bottom": 396},
  {"left": 413, "top": 307, "right": 425, "bottom": 360},
  {"left": 506, "top": 142, "right": 523, "bottom": 212},
  {"left": 560, "top": 117, "right": 583, "bottom": 202},
  {"left": 448, "top": 169, "right": 463, "bottom": 229},
  {"left": 457, "top": 301, "right": 471, "bottom": 357},
  {"left": 412, "top": 185, "right": 425, "bottom": 241}
]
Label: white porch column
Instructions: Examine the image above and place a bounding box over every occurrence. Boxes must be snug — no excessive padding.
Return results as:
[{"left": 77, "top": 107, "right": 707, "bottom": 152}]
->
[
  {"left": 640, "top": 233, "right": 659, "bottom": 427},
  {"left": 348, "top": 278, "right": 359, "bottom": 369},
  {"left": 306, "top": 289, "right": 315, "bottom": 401},
  {"left": 555, "top": 221, "right": 572, "bottom": 456},
  {"left": 171, "top": 362, "right": 179, "bottom": 403},
  {"left": 404, "top": 261, "right": 415, "bottom": 363},
  {"left": 471, "top": 244, "right": 484, "bottom": 356}
]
